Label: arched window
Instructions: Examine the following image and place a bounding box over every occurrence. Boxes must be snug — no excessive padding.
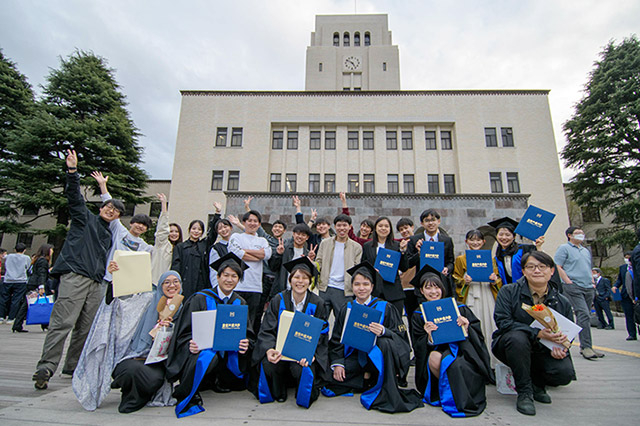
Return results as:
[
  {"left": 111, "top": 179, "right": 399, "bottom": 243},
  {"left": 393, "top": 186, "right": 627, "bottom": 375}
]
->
[
  {"left": 333, "top": 32, "right": 340, "bottom": 46},
  {"left": 344, "top": 32, "right": 350, "bottom": 47},
  {"left": 354, "top": 32, "right": 360, "bottom": 46},
  {"left": 364, "top": 32, "right": 371, "bottom": 46}
]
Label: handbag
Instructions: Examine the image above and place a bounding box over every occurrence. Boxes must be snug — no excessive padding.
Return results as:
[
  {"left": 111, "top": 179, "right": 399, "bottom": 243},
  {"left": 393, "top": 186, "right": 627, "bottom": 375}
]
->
[
  {"left": 26, "top": 297, "right": 54, "bottom": 325},
  {"left": 145, "top": 324, "right": 174, "bottom": 364},
  {"left": 495, "top": 362, "right": 517, "bottom": 395}
]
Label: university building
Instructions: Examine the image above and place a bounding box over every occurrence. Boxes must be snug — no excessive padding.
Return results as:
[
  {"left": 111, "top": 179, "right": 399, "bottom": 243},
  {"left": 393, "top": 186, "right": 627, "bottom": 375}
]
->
[{"left": 169, "top": 13, "right": 570, "bottom": 252}]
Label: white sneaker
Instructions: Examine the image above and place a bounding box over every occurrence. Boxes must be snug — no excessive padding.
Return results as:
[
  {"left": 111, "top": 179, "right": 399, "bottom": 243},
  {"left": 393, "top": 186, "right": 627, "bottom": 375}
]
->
[{"left": 6, "top": 319, "right": 15, "bottom": 325}]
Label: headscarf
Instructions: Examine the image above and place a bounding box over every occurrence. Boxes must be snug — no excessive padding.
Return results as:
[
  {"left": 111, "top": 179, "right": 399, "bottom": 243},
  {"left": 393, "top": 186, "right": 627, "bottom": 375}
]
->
[{"left": 127, "top": 270, "right": 183, "bottom": 357}]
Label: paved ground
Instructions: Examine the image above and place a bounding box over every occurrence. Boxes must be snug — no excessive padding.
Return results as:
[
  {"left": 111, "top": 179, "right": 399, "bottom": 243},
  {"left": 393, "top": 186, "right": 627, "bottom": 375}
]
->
[{"left": 0, "top": 316, "right": 639, "bottom": 426}]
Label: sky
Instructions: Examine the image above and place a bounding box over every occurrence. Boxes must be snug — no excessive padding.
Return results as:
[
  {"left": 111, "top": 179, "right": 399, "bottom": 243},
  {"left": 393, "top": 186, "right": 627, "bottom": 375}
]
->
[{"left": 1, "top": 0, "right": 638, "bottom": 181}]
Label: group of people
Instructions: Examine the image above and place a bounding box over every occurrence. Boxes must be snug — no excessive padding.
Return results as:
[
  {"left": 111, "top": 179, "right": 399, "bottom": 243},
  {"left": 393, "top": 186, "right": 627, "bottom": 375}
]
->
[{"left": 3, "top": 150, "right": 639, "bottom": 419}]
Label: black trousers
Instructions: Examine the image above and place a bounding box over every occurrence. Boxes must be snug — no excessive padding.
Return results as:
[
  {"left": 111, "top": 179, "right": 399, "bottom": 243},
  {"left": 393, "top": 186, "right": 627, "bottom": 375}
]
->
[
  {"left": 593, "top": 297, "right": 614, "bottom": 328},
  {"left": 620, "top": 296, "right": 637, "bottom": 339},
  {"left": 236, "top": 291, "right": 263, "bottom": 334},
  {"left": 111, "top": 359, "right": 165, "bottom": 413},
  {"left": 260, "top": 357, "right": 320, "bottom": 404},
  {"left": 493, "top": 330, "right": 575, "bottom": 395}
]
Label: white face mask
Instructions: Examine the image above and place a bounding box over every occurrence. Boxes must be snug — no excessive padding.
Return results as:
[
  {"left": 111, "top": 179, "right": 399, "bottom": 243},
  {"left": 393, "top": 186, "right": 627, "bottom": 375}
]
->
[
  {"left": 573, "top": 234, "right": 586, "bottom": 241},
  {"left": 592, "top": 274, "right": 599, "bottom": 279},
  {"left": 625, "top": 259, "right": 631, "bottom": 265}
]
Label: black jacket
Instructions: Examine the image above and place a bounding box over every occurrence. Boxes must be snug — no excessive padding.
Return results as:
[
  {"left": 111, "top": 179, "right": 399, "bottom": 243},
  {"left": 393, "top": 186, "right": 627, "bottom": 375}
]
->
[
  {"left": 492, "top": 276, "right": 574, "bottom": 348},
  {"left": 268, "top": 240, "right": 309, "bottom": 297},
  {"left": 50, "top": 172, "right": 113, "bottom": 283},
  {"left": 595, "top": 276, "right": 612, "bottom": 301},
  {"left": 406, "top": 231, "right": 455, "bottom": 297},
  {"left": 27, "top": 257, "right": 49, "bottom": 291},
  {"left": 614, "top": 264, "right": 632, "bottom": 299},
  {"left": 362, "top": 239, "right": 407, "bottom": 302}
]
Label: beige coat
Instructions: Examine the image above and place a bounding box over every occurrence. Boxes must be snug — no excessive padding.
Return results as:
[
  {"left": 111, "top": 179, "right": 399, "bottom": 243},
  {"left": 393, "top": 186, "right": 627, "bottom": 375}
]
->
[
  {"left": 151, "top": 212, "right": 173, "bottom": 284},
  {"left": 316, "top": 237, "right": 362, "bottom": 296}
]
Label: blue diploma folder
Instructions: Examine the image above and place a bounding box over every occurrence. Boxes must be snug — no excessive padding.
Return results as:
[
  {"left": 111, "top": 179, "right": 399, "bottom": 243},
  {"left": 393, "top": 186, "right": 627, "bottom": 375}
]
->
[
  {"left": 374, "top": 248, "right": 401, "bottom": 282},
  {"left": 282, "top": 311, "right": 324, "bottom": 362},
  {"left": 212, "top": 304, "right": 248, "bottom": 352},
  {"left": 420, "top": 240, "right": 445, "bottom": 272},
  {"left": 465, "top": 250, "right": 493, "bottom": 282},
  {"left": 340, "top": 303, "right": 383, "bottom": 353},
  {"left": 514, "top": 205, "right": 556, "bottom": 242},
  {"left": 420, "top": 297, "right": 467, "bottom": 345}
]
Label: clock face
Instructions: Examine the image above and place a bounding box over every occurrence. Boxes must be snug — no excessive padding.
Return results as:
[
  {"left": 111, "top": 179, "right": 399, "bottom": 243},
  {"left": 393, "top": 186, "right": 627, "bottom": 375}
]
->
[{"left": 344, "top": 56, "right": 361, "bottom": 71}]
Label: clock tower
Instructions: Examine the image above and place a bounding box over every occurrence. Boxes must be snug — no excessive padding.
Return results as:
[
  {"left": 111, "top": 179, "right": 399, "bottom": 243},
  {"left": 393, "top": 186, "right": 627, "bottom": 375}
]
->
[{"left": 305, "top": 14, "right": 401, "bottom": 91}]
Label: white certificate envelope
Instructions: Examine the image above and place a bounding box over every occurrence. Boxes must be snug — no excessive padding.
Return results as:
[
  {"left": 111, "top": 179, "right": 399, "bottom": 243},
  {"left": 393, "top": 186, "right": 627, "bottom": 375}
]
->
[
  {"left": 275, "top": 310, "right": 295, "bottom": 362},
  {"left": 531, "top": 307, "right": 582, "bottom": 351},
  {"left": 112, "top": 250, "right": 152, "bottom": 297},
  {"left": 192, "top": 310, "right": 217, "bottom": 350}
]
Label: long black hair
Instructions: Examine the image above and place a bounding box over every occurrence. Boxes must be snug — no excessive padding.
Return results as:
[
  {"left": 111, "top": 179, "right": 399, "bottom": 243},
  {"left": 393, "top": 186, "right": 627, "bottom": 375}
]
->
[{"left": 371, "top": 216, "right": 394, "bottom": 245}]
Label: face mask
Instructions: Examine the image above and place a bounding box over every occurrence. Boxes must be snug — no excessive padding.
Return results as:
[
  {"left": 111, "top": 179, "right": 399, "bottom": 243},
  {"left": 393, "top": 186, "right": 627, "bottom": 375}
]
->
[
  {"left": 573, "top": 234, "right": 585, "bottom": 241},
  {"left": 625, "top": 259, "right": 631, "bottom": 265},
  {"left": 592, "top": 274, "right": 599, "bottom": 279}
]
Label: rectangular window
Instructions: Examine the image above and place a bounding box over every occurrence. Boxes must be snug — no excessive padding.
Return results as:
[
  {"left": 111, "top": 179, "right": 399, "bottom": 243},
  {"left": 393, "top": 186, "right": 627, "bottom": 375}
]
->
[
  {"left": 310, "top": 131, "right": 321, "bottom": 150},
  {"left": 215, "top": 127, "right": 227, "bottom": 147},
  {"left": 318, "top": 63, "right": 323, "bottom": 72},
  {"left": 325, "top": 131, "right": 336, "bottom": 150},
  {"left": 427, "top": 174, "right": 440, "bottom": 194},
  {"left": 16, "top": 232, "right": 34, "bottom": 249},
  {"left": 386, "top": 130, "right": 397, "bottom": 150},
  {"left": 227, "top": 171, "right": 240, "bottom": 191},
  {"left": 425, "top": 130, "right": 436, "bottom": 150},
  {"left": 387, "top": 174, "right": 399, "bottom": 193},
  {"left": 501, "top": 127, "right": 514, "bottom": 147},
  {"left": 309, "top": 174, "right": 320, "bottom": 192},
  {"left": 348, "top": 131, "right": 359, "bottom": 150},
  {"left": 401, "top": 131, "right": 413, "bottom": 150},
  {"left": 22, "top": 206, "right": 39, "bottom": 216},
  {"left": 441, "top": 131, "right": 452, "bottom": 150},
  {"left": 124, "top": 203, "right": 136, "bottom": 217},
  {"left": 230, "top": 127, "right": 243, "bottom": 147},
  {"left": 348, "top": 174, "right": 359, "bottom": 193},
  {"left": 149, "top": 202, "right": 162, "bottom": 218},
  {"left": 485, "top": 128, "right": 497, "bottom": 147},
  {"left": 363, "top": 131, "right": 374, "bottom": 150},
  {"left": 506, "top": 172, "right": 520, "bottom": 193},
  {"left": 443, "top": 174, "right": 456, "bottom": 194},
  {"left": 363, "top": 174, "right": 375, "bottom": 193},
  {"left": 270, "top": 173, "right": 281, "bottom": 192},
  {"left": 324, "top": 174, "right": 336, "bottom": 192},
  {"left": 272, "top": 130, "right": 283, "bottom": 149},
  {"left": 490, "top": 172, "right": 503, "bottom": 193},
  {"left": 383, "top": 62, "right": 387, "bottom": 71},
  {"left": 582, "top": 208, "right": 601, "bottom": 223},
  {"left": 287, "top": 130, "right": 298, "bottom": 149},
  {"left": 589, "top": 240, "right": 608, "bottom": 258},
  {"left": 285, "top": 174, "right": 297, "bottom": 192},
  {"left": 403, "top": 174, "right": 415, "bottom": 193},
  {"left": 211, "top": 170, "right": 224, "bottom": 190}
]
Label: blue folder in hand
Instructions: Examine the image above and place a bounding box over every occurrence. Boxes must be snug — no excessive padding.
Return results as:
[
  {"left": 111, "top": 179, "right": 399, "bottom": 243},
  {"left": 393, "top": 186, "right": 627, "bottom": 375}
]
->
[
  {"left": 420, "top": 297, "right": 468, "bottom": 345},
  {"left": 374, "top": 248, "right": 401, "bottom": 282},
  {"left": 281, "top": 311, "right": 324, "bottom": 363},
  {"left": 420, "top": 240, "right": 445, "bottom": 272},
  {"left": 465, "top": 250, "right": 493, "bottom": 282},
  {"left": 212, "top": 304, "right": 248, "bottom": 352},
  {"left": 514, "top": 205, "right": 556, "bottom": 242},
  {"left": 340, "top": 303, "right": 383, "bottom": 353}
]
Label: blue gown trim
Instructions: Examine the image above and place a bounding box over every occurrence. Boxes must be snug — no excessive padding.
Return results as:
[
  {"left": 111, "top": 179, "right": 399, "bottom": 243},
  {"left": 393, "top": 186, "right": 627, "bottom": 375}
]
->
[{"left": 495, "top": 248, "right": 524, "bottom": 285}]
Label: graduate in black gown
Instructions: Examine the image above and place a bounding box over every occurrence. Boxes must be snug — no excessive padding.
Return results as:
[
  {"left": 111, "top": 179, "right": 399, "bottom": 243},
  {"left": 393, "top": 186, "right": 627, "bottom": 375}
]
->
[
  {"left": 166, "top": 253, "right": 254, "bottom": 418},
  {"left": 252, "top": 257, "right": 329, "bottom": 408},
  {"left": 323, "top": 262, "right": 423, "bottom": 413},
  {"left": 410, "top": 264, "right": 494, "bottom": 418},
  {"left": 111, "top": 270, "right": 184, "bottom": 413}
]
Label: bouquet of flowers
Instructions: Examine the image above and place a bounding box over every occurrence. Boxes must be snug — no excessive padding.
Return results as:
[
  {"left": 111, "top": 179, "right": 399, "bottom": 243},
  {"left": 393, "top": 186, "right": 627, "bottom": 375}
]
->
[{"left": 521, "top": 303, "right": 571, "bottom": 349}]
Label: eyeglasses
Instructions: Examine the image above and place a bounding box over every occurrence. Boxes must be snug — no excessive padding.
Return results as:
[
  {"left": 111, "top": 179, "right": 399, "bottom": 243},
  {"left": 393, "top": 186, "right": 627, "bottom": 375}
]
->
[
  {"left": 524, "top": 264, "right": 550, "bottom": 272},
  {"left": 102, "top": 204, "right": 119, "bottom": 213},
  {"left": 163, "top": 280, "right": 181, "bottom": 287}
]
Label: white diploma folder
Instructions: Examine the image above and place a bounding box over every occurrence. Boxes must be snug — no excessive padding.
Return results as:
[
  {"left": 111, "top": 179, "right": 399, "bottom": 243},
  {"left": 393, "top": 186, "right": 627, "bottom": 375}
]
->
[
  {"left": 192, "top": 310, "right": 217, "bottom": 350},
  {"left": 112, "top": 250, "right": 152, "bottom": 297},
  {"left": 531, "top": 307, "right": 582, "bottom": 351},
  {"left": 275, "top": 310, "right": 295, "bottom": 362}
]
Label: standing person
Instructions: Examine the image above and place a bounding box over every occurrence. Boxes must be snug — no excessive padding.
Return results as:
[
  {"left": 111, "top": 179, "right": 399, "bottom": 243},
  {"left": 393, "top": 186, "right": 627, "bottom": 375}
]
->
[
  {"left": 171, "top": 202, "right": 221, "bottom": 299},
  {"left": 554, "top": 226, "right": 603, "bottom": 360},
  {"left": 12, "top": 244, "right": 53, "bottom": 333},
  {"left": 150, "top": 193, "right": 180, "bottom": 284},
  {"left": 229, "top": 210, "right": 272, "bottom": 333},
  {"left": 632, "top": 228, "right": 640, "bottom": 316},
  {"left": 492, "top": 251, "right": 576, "bottom": 416},
  {"left": 316, "top": 214, "right": 363, "bottom": 317},
  {"left": 362, "top": 217, "right": 407, "bottom": 315},
  {"left": 0, "top": 243, "right": 31, "bottom": 325},
  {"left": 0, "top": 248, "right": 7, "bottom": 314},
  {"left": 339, "top": 192, "right": 373, "bottom": 246},
  {"left": 452, "top": 230, "right": 502, "bottom": 362},
  {"left": 612, "top": 252, "right": 637, "bottom": 340},
  {"left": 33, "top": 150, "right": 123, "bottom": 390},
  {"left": 406, "top": 209, "right": 455, "bottom": 298},
  {"left": 488, "top": 217, "right": 544, "bottom": 286},
  {"left": 592, "top": 268, "right": 614, "bottom": 330},
  {"left": 269, "top": 223, "right": 316, "bottom": 297},
  {"left": 208, "top": 218, "right": 234, "bottom": 288}
]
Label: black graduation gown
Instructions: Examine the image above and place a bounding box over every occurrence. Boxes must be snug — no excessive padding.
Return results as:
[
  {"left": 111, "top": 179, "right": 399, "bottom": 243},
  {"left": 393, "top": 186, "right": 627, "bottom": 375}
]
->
[
  {"left": 411, "top": 305, "right": 494, "bottom": 417},
  {"left": 325, "top": 298, "right": 423, "bottom": 413},
  {"left": 251, "top": 290, "right": 329, "bottom": 408},
  {"left": 165, "top": 288, "right": 255, "bottom": 417},
  {"left": 362, "top": 240, "right": 407, "bottom": 304}
]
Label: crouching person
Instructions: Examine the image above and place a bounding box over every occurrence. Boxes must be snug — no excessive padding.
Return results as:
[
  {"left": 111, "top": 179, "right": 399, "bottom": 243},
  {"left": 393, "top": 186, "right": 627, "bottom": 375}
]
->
[
  {"left": 166, "top": 253, "right": 254, "bottom": 418},
  {"left": 492, "top": 251, "right": 576, "bottom": 416}
]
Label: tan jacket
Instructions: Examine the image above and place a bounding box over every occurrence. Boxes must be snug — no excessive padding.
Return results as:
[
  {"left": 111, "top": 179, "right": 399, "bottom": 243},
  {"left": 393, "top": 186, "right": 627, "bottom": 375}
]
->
[
  {"left": 316, "top": 237, "right": 362, "bottom": 296},
  {"left": 151, "top": 212, "right": 173, "bottom": 284}
]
